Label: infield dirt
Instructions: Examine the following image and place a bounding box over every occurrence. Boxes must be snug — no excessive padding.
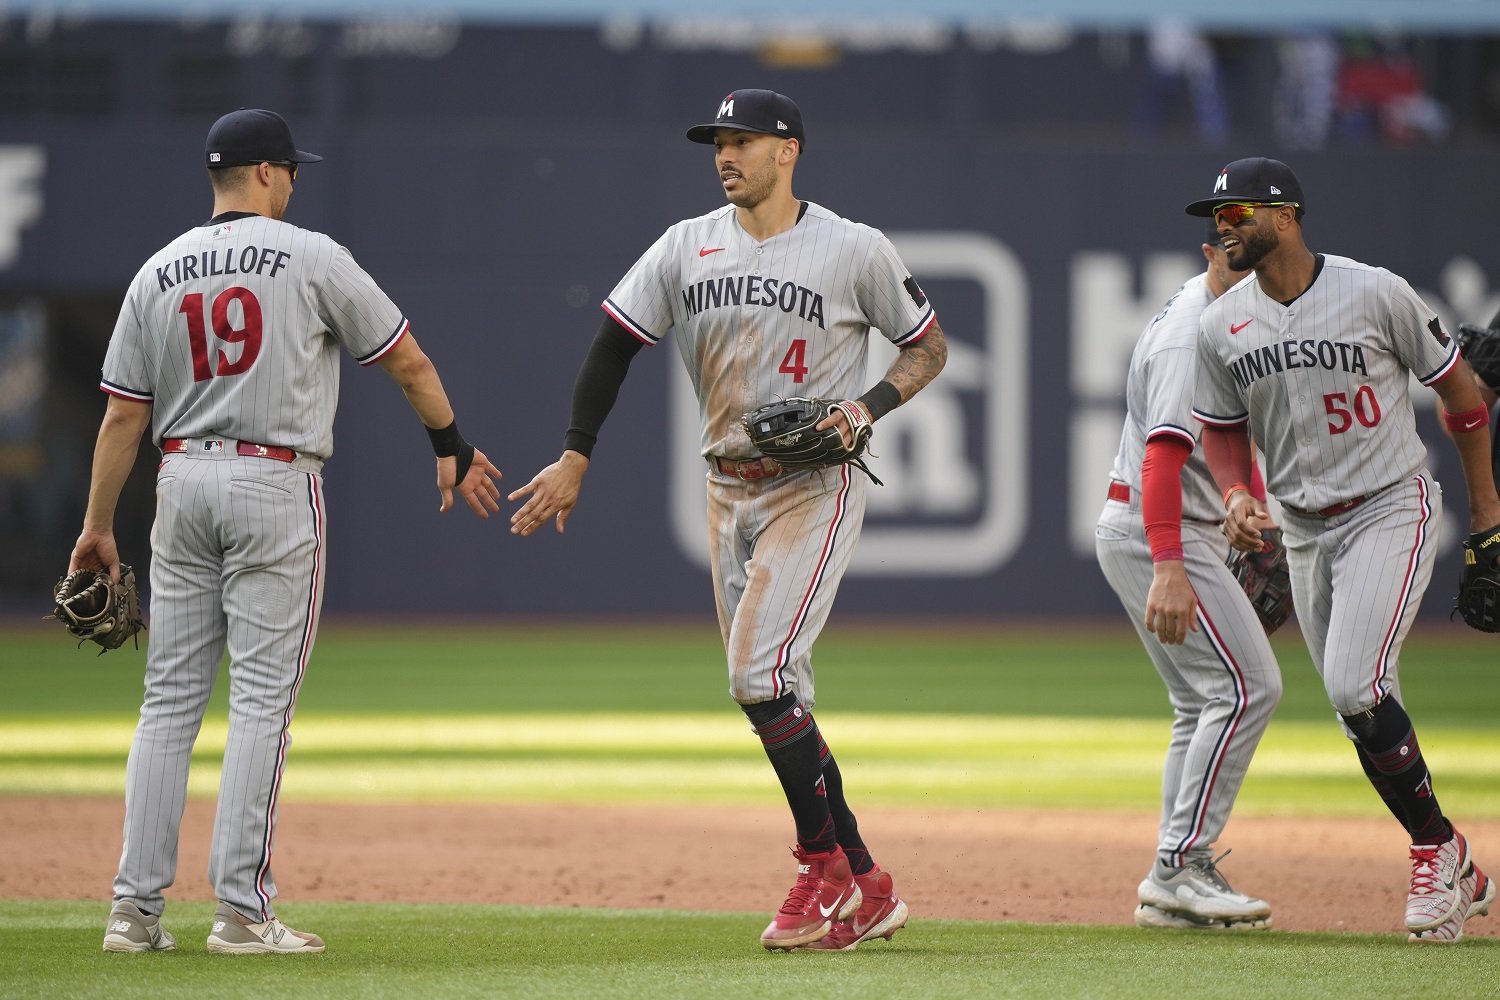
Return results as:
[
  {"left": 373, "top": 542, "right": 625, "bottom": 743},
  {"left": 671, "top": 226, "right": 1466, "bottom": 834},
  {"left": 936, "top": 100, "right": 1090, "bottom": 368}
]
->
[{"left": 6, "top": 797, "right": 1498, "bottom": 939}]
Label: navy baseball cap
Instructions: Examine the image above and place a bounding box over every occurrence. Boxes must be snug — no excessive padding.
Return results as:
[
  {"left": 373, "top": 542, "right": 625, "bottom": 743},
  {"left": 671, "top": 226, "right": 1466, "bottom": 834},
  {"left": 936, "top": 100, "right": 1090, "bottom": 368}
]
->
[
  {"left": 1185, "top": 157, "right": 1304, "bottom": 217},
  {"left": 205, "top": 109, "right": 323, "bottom": 169},
  {"left": 686, "top": 89, "right": 806, "bottom": 150}
]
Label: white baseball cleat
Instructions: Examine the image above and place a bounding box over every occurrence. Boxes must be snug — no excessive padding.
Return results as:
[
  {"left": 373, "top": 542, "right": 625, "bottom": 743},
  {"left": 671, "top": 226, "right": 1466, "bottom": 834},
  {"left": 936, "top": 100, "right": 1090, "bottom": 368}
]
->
[
  {"left": 1410, "top": 861, "right": 1493, "bottom": 944},
  {"left": 1406, "top": 828, "right": 1471, "bottom": 932},
  {"left": 206, "top": 901, "right": 325, "bottom": 954}
]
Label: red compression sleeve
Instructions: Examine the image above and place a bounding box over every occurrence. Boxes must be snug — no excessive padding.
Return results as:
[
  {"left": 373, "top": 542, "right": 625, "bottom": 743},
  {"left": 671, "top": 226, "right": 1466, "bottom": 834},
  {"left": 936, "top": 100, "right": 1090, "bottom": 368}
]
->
[
  {"left": 1200, "top": 424, "right": 1255, "bottom": 503},
  {"left": 1141, "top": 436, "right": 1193, "bottom": 563},
  {"left": 1248, "top": 458, "right": 1267, "bottom": 501}
]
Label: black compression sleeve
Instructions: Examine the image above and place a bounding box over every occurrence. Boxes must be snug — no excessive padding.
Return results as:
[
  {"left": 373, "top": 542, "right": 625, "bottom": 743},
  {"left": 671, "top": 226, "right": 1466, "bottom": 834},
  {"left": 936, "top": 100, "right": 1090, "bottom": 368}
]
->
[{"left": 563, "top": 316, "right": 645, "bottom": 457}]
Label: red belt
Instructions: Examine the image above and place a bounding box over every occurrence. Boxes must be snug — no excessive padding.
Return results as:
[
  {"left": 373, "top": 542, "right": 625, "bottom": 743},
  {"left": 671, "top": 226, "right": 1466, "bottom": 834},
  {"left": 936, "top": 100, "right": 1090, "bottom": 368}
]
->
[
  {"left": 1284, "top": 495, "right": 1367, "bottom": 518},
  {"left": 712, "top": 456, "right": 784, "bottom": 480},
  {"left": 163, "top": 438, "right": 297, "bottom": 463},
  {"left": 1107, "top": 481, "right": 1131, "bottom": 503}
]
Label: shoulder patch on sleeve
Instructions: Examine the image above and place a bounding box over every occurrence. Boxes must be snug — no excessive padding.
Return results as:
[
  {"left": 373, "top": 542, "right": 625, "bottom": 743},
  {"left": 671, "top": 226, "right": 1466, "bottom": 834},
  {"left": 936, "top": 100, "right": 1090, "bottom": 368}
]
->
[
  {"left": 903, "top": 275, "right": 927, "bottom": 308},
  {"left": 1428, "top": 316, "right": 1451, "bottom": 347}
]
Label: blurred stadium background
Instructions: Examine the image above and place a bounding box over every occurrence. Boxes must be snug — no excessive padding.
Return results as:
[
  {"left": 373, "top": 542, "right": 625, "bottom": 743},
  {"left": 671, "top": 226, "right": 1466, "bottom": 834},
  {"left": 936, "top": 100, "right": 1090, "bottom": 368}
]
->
[{"left": 2, "top": 0, "right": 1498, "bottom": 621}]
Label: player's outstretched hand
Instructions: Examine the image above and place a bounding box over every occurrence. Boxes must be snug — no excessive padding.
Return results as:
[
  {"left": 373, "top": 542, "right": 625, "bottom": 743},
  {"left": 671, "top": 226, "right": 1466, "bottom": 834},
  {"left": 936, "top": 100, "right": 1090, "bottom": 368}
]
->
[
  {"left": 438, "top": 448, "right": 502, "bottom": 518},
  {"left": 508, "top": 451, "right": 589, "bottom": 537}
]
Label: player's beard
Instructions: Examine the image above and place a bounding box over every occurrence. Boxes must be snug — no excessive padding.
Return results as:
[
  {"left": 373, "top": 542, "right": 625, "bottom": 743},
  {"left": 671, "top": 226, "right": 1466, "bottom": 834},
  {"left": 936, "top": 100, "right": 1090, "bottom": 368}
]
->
[
  {"left": 1226, "top": 223, "right": 1278, "bottom": 272},
  {"left": 723, "top": 149, "right": 779, "bottom": 210}
]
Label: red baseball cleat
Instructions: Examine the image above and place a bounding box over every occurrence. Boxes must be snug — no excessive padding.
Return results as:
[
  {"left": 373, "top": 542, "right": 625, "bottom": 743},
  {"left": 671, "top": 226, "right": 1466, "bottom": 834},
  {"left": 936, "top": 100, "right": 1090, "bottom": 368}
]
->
[
  {"left": 804, "top": 865, "right": 909, "bottom": 951},
  {"left": 759, "top": 845, "right": 859, "bottom": 951}
]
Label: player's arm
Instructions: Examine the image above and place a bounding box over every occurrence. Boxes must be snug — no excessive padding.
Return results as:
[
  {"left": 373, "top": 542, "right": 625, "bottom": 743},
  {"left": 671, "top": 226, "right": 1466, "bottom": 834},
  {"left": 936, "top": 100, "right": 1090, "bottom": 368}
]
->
[
  {"left": 68, "top": 395, "right": 152, "bottom": 580},
  {"left": 509, "top": 316, "right": 645, "bottom": 536},
  {"left": 1433, "top": 363, "right": 1500, "bottom": 531},
  {"left": 818, "top": 322, "right": 949, "bottom": 445},
  {"left": 1141, "top": 435, "right": 1197, "bottom": 645},
  {"left": 1200, "top": 423, "right": 1269, "bottom": 552},
  {"left": 375, "top": 332, "right": 501, "bottom": 519}
]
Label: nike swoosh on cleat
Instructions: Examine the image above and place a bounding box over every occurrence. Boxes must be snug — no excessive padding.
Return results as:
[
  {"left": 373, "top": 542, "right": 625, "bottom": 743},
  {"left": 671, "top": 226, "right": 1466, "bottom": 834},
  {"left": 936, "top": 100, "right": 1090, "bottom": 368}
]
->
[
  {"left": 818, "top": 900, "right": 840, "bottom": 918},
  {"left": 699, "top": 247, "right": 725, "bottom": 257}
]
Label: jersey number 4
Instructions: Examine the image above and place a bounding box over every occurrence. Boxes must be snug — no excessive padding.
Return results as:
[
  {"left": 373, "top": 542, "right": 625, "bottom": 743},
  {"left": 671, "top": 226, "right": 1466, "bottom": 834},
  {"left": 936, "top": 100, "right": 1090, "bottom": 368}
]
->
[
  {"left": 179, "top": 286, "right": 263, "bottom": 383},
  {"left": 778, "top": 339, "right": 809, "bottom": 383}
]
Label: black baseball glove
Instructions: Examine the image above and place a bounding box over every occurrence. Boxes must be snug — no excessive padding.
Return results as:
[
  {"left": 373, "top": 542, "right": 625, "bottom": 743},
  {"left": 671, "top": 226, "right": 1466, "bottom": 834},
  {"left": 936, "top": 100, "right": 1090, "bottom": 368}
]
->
[
  {"left": 1456, "top": 318, "right": 1500, "bottom": 393},
  {"left": 1454, "top": 524, "right": 1500, "bottom": 633},
  {"left": 47, "top": 564, "right": 146, "bottom": 654},
  {"left": 1226, "top": 527, "right": 1294, "bottom": 635},
  {"left": 742, "top": 397, "right": 883, "bottom": 484}
]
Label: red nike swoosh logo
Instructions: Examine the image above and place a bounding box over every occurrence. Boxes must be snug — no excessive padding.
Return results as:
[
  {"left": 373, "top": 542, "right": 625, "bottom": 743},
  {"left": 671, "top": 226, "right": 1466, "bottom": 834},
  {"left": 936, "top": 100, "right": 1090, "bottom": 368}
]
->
[
  {"left": 1230, "top": 320, "right": 1253, "bottom": 334},
  {"left": 699, "top": 247, "right": 725, "bottom": 257}
]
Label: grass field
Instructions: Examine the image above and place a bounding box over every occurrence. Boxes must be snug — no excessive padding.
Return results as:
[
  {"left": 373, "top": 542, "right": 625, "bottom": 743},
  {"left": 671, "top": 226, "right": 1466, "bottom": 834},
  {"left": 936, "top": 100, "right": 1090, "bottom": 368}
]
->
[{"left": 3, "top": 620, "right": 1499, "bottom": 997}]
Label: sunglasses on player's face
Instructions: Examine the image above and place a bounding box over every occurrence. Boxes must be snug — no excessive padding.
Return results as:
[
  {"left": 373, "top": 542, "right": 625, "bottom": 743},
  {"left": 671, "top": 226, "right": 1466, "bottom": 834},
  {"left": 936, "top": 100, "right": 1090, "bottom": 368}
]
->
[
  {"left": 267, "top": 160, "right": 298, "bottom": 183},
  {"left": 1212, "top": 202, "right": 1297, "bottom": 227}
]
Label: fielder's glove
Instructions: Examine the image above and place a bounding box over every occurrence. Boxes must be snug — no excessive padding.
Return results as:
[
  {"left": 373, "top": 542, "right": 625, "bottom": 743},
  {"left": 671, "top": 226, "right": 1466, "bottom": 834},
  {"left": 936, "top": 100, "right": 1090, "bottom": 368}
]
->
[
  {"left": 47, "top": 564, "right": 146, "bottom": 654},
  {"left": 1454, "top": 524, "right": 1500, "bottom": 633},
  {"left": 1456, "top": 319, "right": 1500, "bottom": 393},
  {"left": 1226, "top": 527, "right": 1293, "bottom": 635},
  {"left": 742, "top": 396, "right": 883, "bottom": 485}
]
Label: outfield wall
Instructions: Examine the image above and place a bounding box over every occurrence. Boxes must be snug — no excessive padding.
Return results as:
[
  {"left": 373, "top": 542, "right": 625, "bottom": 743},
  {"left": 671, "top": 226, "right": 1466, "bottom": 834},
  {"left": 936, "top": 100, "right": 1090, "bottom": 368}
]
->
[{"left": 1, "top": 21, "right": 1497, "bottom": 618}]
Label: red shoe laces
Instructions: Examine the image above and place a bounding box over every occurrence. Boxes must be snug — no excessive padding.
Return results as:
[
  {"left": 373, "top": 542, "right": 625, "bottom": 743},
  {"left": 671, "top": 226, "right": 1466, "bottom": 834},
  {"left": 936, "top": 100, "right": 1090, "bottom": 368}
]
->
[
  {"left": 779, "top": 867, "right": 823, "bottom": 915},
  {"left": 1410, "top": 846, "right": 1442, "bottom": 895}
]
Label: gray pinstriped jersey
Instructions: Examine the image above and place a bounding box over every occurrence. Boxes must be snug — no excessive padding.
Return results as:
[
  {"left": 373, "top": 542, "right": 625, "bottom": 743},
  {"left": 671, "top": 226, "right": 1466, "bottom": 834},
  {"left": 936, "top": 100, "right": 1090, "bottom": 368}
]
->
[
  {"left": 603, "top": 201, "right": 936, "bottom": 458},
  {"left": 1109, "top": 272, "right": 1225, "bottom": 524},
  {"left": 1192, "top": 254, "right": 1458, "bottom": 511},
  {"left": 100, "top": 215, "right": 408, "bottom": 459}
]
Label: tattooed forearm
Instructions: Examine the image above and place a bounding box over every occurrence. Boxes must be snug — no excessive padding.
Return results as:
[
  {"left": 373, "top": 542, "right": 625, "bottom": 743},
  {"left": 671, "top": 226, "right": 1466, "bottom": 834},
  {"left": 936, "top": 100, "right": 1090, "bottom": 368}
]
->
[{"left": 883, "top": 321, "right": 948, "bottom": 402}]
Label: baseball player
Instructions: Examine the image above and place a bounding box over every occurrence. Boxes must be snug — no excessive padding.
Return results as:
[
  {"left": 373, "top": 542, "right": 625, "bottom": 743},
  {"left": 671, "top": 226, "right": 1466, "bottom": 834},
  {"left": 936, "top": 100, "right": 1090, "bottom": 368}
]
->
[
  {"left": 506, "top": 89, "right": 946, "bottom": 952},
  {"left": 1439, "top": 308, "right": 1500, "bottom": 490},
  {"left": 76, "top": 109, "right": 502, "bottom": 955},
  {"left": 1095, "top": 223, "right": 1281, "bottom": 931},
  {"left": 1188, "top": 157, "right": 1499, "bottom": 943}
]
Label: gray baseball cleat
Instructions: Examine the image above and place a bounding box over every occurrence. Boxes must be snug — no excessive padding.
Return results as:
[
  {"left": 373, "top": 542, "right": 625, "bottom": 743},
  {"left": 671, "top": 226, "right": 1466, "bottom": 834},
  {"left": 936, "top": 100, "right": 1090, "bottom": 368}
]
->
[
  {"left": 1137, "top": 850, "right": 1272, "bottom": 923},
  {"left": 103, "top": 900, "right": 177, "bottom": 953}
]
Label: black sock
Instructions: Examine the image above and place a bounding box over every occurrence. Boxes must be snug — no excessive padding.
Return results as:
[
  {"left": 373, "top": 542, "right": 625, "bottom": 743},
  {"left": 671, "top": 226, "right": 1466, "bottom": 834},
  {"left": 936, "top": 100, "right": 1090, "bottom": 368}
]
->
[
  {"left": 1342, "top": 698, "right": 1450, "bottom": 844},
  {"left": 743, "top": 693, "right": 836, "bottom": 854},
  {"left": 1353, "top": 742, "right": 1409, "bottom": 828},
  {"left": 817, "top": 732, "right": 873, "bottom": 876}
]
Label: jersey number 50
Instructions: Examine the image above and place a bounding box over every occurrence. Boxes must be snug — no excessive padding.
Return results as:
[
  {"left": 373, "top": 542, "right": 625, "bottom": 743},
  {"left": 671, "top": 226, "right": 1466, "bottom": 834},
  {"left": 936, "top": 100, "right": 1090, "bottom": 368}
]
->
[
  {"left": 179, "top": 286, "right": 263, "bottom": 383},
  {"left": 1323, "top": 386, "right": 1383, "bottom": 433}
]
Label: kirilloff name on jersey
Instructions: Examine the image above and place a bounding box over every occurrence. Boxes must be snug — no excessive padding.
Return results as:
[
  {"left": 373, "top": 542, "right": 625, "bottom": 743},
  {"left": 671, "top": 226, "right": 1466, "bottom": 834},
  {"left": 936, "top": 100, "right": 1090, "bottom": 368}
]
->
[
  {"left": 1228, "top": 339, "right": 1369, "bottom": 391},
  {"left": 156, "top": 246, "right": 292, "bottom": 291},
  {"left": 681, "top": 274, "right": 826, "bottom": 329}
]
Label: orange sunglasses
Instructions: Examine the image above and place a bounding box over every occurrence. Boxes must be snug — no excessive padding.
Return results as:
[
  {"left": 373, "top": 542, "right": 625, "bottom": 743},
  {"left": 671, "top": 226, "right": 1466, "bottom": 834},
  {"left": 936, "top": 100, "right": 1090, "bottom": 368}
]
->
[{"left": 1213, "top": 202, "right": 1298, "bottom": 227}]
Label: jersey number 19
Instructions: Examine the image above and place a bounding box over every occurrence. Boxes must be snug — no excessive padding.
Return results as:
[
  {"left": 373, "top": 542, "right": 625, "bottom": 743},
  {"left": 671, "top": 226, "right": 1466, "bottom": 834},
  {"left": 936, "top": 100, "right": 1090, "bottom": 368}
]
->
[{"left": 179, "top": 286, "right": 263, "bottom": 383}]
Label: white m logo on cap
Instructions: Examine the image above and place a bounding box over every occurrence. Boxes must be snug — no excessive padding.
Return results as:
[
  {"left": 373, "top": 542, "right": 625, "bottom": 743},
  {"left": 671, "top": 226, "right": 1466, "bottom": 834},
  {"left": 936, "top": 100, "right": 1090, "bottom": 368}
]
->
[
  {"left": 1212, "top": 171, "right": 1228, "bottom": 193},
  {"left": 718, "top": 99, "right": 734, "bottom": 119}
]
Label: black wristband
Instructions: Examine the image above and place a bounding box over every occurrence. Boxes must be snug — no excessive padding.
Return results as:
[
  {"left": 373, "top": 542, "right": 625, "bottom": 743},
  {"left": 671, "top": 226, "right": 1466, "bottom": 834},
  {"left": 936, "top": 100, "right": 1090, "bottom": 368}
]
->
[
  {"left": 427, "top": 420, "right": 475, "bottom": 483},
  {"left": 426, "top": 419, "right": 464, "bottom": 457},
  {"left": 856, "top": 381, "right": 902, "bottom": 422}
]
